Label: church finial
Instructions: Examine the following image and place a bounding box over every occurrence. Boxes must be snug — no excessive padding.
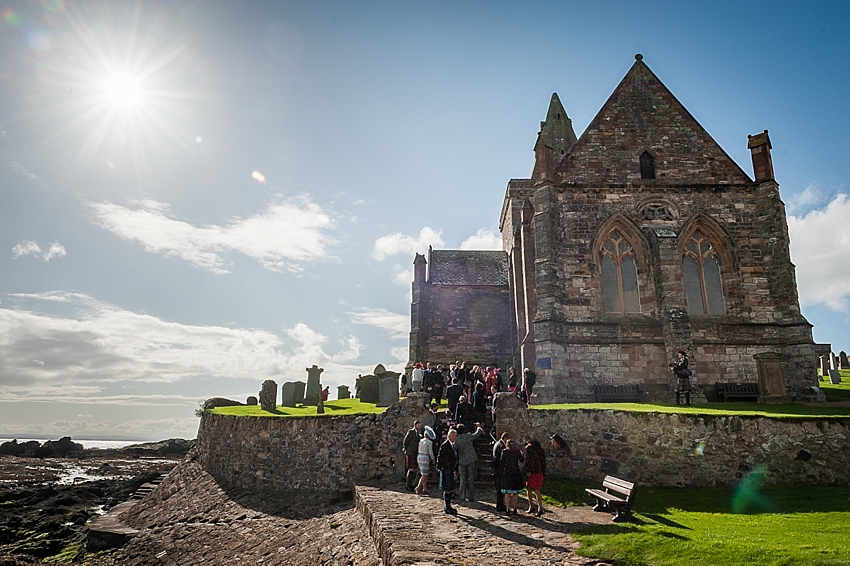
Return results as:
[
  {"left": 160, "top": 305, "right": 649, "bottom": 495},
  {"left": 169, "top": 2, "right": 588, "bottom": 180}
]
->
[
  {"left": 635, "top": 53, "right": 643, "bottom": 61},
  {"left": 532, "top": 92, "right": 577, "bottom": 181}
]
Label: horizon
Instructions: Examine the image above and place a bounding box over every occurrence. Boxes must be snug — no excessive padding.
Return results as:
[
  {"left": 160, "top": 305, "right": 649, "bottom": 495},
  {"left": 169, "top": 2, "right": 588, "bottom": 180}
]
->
[{"left": 2, "top": 0, "right": 850, "bottom": 440}]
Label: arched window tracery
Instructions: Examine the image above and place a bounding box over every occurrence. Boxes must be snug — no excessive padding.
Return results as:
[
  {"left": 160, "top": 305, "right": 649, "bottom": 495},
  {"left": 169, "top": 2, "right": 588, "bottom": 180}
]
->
[
  {"left": 682, "top": 230, "right": 725, "bottom": 315},
  {"left": 600, "top": 230, "right": 641, "bottom": 313}
]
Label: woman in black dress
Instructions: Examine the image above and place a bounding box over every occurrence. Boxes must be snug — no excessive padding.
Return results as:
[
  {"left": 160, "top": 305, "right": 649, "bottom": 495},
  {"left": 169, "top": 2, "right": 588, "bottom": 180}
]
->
[{"left": 496, "top": 438, "right": 525, "bottom": 515}]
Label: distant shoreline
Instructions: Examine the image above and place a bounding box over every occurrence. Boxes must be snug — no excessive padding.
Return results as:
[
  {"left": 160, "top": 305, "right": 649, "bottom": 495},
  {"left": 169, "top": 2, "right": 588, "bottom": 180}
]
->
[{"left": 0, "top": 437, "right": 172, "bottom": 450}]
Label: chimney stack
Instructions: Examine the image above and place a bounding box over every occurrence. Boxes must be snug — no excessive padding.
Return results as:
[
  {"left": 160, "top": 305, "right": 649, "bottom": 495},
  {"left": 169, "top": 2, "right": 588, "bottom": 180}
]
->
[{"left": 747, "top": 130, "right": 775, "bottom": 182}]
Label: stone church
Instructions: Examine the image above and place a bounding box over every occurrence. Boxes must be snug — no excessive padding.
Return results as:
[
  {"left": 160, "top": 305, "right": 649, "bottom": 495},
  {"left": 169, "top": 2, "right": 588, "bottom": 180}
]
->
[{"left": 408, "top": 55, "right": 822, "bottom": 403}]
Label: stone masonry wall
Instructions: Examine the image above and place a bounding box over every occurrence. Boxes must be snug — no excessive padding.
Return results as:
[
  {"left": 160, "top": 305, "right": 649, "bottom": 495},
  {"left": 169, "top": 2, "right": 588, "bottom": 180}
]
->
[
  {"left": 495, "top": 395, "right": 850, "bottom": 488},
  {"left": 195, "top": 395, "right": 427, "bottom": 497},
  {"left": 195, "top": 393, "right": 849, "bottom": 496}
]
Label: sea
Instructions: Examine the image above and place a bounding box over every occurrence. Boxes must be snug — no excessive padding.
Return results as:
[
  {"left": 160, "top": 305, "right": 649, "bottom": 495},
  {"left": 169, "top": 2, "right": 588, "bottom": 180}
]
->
[{"left": 0, "top": 438, "right": 147, "bottom": 450}]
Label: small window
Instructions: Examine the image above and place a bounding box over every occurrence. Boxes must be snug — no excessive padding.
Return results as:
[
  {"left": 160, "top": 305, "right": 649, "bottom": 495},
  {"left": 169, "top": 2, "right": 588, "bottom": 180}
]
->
[
  {"left": 600, "top": 230, "right": 641, "bottom": 313},
  {"left": 640, "top": 151, "right": 655, "bottom": 179},
  {"left": 682, "top": 230, "right": 725, "bottom": 315}
]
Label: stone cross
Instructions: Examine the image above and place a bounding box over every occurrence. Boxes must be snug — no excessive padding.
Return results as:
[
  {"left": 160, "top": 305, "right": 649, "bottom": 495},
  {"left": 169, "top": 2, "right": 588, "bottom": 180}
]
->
[
  {"left": 259, "top": 379, "right": 278, "bottom": 412},
  {"left": 304, "top": 366, "right": 324, "bottom": 405}
]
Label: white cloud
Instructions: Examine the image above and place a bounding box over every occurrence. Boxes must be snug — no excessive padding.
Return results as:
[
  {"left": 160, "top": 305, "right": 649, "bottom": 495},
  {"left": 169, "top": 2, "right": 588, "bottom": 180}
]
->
[
  {"left": 348, "top": 308, "right": 409, "bottom": 340},
  {"left": 460, "top": 228, "right": 503, "bottom": 251},
  {"left": 373, "top": 227, "right": 443, "bottom": 261},
  {"left": 390, "top": 346, "right": 408, "bottom": 362},
  {"left": 788, "top": 193, "right": 850, "bottom": 312},
  {"left": 0, "top": 292, "right": 375, "bottom": 402},
  {"left": 12, "top": 240, "right": 67, "bottom": 261},
  {"left": 12, "top": 240, "right": 41, "bottom": 259},
  {"left": 42, "top": 242, "right": 66, "bottom": 261},
  {"left": 786, "top": 184, "right": 828, "bottom": 215},
  {"left": 90, "top": 196, "right": 334, "bottom": 273}
]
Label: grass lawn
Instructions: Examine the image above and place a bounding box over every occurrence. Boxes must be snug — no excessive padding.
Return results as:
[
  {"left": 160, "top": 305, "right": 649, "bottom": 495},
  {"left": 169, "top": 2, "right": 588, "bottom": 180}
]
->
[
  {"left": 533, "top": 401, "right": 850, "bottom": 419},
  {"left": 542, "top": 477, "right": 850, "bottom": 566},
  {"left": 821, "top": 369, "right": 850, "bottom": 402},
  {"left": 207, "top": 398, "right": 387, "bottom": 417}
]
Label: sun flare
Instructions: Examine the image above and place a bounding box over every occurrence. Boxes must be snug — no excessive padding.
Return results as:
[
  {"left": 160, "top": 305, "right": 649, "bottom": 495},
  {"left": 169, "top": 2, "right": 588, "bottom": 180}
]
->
[{"left": 104, "top": 73, "right": 143, "bottom": 108}]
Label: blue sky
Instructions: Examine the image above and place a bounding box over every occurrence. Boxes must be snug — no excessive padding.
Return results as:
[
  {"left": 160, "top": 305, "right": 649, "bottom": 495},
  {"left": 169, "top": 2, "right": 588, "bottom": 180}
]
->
[{"left": 1, "top": 0, "right": 849, "bottom": 440}]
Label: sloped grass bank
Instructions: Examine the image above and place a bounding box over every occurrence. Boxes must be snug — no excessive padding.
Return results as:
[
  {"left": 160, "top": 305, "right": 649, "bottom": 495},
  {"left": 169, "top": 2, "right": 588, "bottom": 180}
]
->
[
  {"left": 208, "top": 398, "right": 386, "bottom": 417},
  {"left": 542, "top": 478, "right": 850, "bottom": 566}
]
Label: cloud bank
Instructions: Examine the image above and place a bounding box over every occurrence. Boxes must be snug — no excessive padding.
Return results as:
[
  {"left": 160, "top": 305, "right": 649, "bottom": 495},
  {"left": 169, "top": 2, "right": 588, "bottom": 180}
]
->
[
  {"left": 90, "top": 197, "right": 334, "bottom": 273},
  {"left": 12, "top": 240, "right": 66, "bottom": 261},
  {"left": 788, "top": 193, "right": 850, "bottom": 313},
  {"left": 0, "top": 292, "right": 374, "bottom": 402},
  {"left": 348, "top": 307, "right": 409, "bottom": 340},
  {"left": 460, "top": 228, "right": 502, "bottom": 251}
]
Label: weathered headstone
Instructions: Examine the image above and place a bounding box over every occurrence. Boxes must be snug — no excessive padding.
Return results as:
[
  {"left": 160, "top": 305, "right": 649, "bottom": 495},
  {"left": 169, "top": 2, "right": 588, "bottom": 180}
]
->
[
  {"left": 246, "top": 396, "right": 258, "bottom": 406},
  {"left": 374, "top": 364, "right": 387, "bottom": 375},
  {"left": 259, "top": 379, "right": 277, "bottom": 412},
  {"left": 293, "top": 381, "right": 306, "bottom": 405},
  {"left": 360, "top": 375, "right": 380, "bottom": 404},
  {"left": 840, "top": 351, "right": 849, "bottom": 370},
  {"left": 281, "top": 382, "right": 296, "bottom": 407},
  {"left": 337, "top": 385, "right": 350, "bottom": 400},
  {"left": 820, "top": 356, "right": 831, "bottom": 378},
  {"left": 377, "top": 376, "right": 400, "bottom": 407},
  {"left": 830, "top": 352, "right": 839, "bottom": 371},
  {"left": 304, "top": 365, "right": 324, "bottom": 405},
  {"left": 317, "top": 394, "right": 324, "bottom": 414},
  {"left": 829, "top": 370, "right": 842, "bottom": 384},
  {"left": 754, "top": 352, "right": 789, "bottom": 403}
]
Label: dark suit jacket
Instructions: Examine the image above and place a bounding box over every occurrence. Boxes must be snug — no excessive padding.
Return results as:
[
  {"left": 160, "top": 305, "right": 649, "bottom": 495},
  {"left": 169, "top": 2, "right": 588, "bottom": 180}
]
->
[{"left": 436, "top": 440, "right": 458, "bottom": 471}]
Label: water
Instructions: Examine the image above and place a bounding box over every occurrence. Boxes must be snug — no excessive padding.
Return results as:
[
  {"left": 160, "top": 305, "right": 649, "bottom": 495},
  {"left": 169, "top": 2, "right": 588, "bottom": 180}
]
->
[{"left": 0, "top": 438, "right": 147, "bottom": 450}]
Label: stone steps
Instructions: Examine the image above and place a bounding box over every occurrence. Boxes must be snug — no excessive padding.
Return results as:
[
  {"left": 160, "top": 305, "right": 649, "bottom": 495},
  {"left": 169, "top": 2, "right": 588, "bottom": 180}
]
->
[{"left": 354, "top": 484, "right": 610, "bottom": 566}]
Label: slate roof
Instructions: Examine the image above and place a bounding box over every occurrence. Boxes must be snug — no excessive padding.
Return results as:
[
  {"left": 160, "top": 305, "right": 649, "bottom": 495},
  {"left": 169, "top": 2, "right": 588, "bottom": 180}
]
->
[
  {"left": 555, "top": 55, "right": 752, "bottom": 185},
  {"left": 428, "top": 250, "right": 509, "bottom": 286}
]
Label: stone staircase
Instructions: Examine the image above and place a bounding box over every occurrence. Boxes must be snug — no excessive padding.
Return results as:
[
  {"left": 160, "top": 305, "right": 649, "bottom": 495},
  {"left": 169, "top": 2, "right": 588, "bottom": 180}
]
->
[
  {"left": 131, "top": 471, "right": 169, "bottom": 500},
  {"left": 473, "top": 407, "right": 497, "bottom": 495}
]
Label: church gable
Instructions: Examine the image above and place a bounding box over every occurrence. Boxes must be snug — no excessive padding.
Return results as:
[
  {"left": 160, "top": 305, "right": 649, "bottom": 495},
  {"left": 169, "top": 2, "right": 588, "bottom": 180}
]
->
[{"left": 556, "top": 55, "right": 752, "bottom": 186}]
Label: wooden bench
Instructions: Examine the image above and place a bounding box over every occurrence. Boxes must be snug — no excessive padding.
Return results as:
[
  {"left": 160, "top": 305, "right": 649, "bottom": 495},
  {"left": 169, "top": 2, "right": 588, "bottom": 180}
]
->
[
  {"left": 593, "top": 384, "right": 641, "bottom": 403},
  {"left": 716, "top": 382, "right": 760, "bottom": 402},
  {"left": 585, "top": 475, "right": 636, "bottom": 522}
]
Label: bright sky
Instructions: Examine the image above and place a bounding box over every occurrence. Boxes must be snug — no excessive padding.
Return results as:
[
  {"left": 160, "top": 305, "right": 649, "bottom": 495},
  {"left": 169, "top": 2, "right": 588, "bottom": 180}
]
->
[{"left": 1, "top": 0, "right": 849, "bottom": 440}]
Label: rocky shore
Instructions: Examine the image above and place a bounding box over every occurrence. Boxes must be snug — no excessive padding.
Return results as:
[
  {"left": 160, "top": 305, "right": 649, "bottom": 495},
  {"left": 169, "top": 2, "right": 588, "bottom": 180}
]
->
[{"left": 0, "top": 438, "right": 191, "bottom": 564}]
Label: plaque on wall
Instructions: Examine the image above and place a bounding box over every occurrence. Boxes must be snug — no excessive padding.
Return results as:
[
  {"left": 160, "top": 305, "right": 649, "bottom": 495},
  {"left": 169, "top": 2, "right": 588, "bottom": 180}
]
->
[
  {"left": 653, "top": 227, "right": 677, "bottom": 238},
  {"left": 536, "top": 358, "right": 551, "bottom": 369}
]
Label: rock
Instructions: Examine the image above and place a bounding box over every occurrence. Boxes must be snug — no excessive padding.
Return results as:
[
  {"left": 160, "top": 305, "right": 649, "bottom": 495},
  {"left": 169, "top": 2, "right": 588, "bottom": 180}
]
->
[
  {"left": 122, "top": 439, "right": 193, "bottom": 456},
  {"left": 34, "top": 437, "right": 84, "bottom": 458}
]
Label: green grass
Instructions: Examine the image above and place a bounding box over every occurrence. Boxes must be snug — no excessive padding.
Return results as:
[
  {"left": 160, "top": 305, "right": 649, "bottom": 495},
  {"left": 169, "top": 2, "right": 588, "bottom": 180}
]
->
[
  {"left": 542, "top": 477, "right": 850, "bottom": 566},
  {"left": 208, "top": 398, "right": 387, "bottom": 418},
  {"left": 532, "top": 401, "right": 850, "bottom": 419},
  {"left": 820, "top": 369, "right": 850, "bottom": 402}
]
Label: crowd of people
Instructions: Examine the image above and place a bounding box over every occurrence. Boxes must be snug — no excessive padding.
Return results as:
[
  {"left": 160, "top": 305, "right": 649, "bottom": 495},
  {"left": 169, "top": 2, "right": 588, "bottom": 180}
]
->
[
  {"left": 405, "top": 361, "right": 537, "bottom": 411},
  {"left": 402, "top": 417, "right": 549, "bottom": 517}
]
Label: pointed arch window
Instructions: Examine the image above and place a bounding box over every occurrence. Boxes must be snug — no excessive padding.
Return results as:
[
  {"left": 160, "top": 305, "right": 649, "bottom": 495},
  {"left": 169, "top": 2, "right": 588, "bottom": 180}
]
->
[
  {"left": 600, "top": 230, "right": 641, "bottom": 313},
  {"left": 682, "top": 230, "right": 725, "bottom": 315},
  {"left": 640, "top": 151, "right": 655, "bottom": 179}
]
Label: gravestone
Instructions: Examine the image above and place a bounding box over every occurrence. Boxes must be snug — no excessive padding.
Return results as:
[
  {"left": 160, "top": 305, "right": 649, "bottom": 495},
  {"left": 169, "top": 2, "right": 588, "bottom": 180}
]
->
[
  {"left": 840, "top": 351, "right": 849, "bottom": 370},
  {"left": 830, "top": 352, "right": 839, "bottom": 371},
  {"left": 374, "top": 364, "right": 387, "bottom": 375},
  {"left": 359, "top": 375, "right": 380, "bottom": 404},
  {"left": 317, "top": 393, "right": 324, "bottom": 414},
  {"left": 754, "top": 352, "right": 789, "bottom": 403},
  {"left": 304, "top": 365, "right": 324, "bottom": 406},
  {"left": 820, "top": 356, "right": 831, "bottom": 378},
  {"left": 281, "top": 382, "right": 296, "bottom": 407},
  {"left": 246, "top": 396, "right": 258, "bottom": 406},
  {"left": 377, "top": 376, "right": 400, "bottom": 407},
  {"left": 293, "top": 381, "right": 306, "bottom": 405},
  {"left": 337, "top": 385, "right": 350, "bottom": 400},
  {"left": 829, "top": 370, "right": 842, "bottom": 384},
  {"left": 259, "top": 379, "right": 277, "bottom": 412}
]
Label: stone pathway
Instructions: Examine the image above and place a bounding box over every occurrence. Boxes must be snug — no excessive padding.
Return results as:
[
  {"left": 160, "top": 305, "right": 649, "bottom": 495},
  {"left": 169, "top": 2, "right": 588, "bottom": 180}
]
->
[{"left": 356, "top": 485, "right": 612, "bottom": 566}]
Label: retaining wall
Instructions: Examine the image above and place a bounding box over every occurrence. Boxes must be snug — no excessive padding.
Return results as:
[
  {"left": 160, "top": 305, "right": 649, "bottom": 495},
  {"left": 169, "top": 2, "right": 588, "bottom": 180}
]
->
[{"left": 196, "top": 393, "right": 850, "bottom": 492}]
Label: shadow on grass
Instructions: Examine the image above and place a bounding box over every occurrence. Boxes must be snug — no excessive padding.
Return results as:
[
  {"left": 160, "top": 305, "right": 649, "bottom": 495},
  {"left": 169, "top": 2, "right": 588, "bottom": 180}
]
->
[{"left": 641, "top": 513, "right": 692, "bottom": 530}]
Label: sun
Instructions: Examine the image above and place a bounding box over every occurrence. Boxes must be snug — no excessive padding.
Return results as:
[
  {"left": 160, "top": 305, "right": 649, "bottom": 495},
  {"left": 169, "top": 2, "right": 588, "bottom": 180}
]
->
[{"left": 103, "top": 73, "right": 143, "bottom": 108}]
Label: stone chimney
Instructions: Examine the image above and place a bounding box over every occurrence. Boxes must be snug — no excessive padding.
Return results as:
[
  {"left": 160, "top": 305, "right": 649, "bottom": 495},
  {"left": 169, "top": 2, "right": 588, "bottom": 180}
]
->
[
  {"left": 413, "top": 252, "right": 427, "bottom": 283},
  {"left": 747, "top": 130, "right": 774, "bottom": 182}
]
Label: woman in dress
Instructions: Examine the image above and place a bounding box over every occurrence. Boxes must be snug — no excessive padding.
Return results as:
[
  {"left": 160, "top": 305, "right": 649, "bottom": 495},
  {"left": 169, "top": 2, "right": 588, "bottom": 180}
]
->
[
  {"left": 524, "top": 439, "right": 546, "bottom": 516},
  {"left": 496, "top": 438, "right": 525, "bottom": 515},
  {"left": 414, "top": 426, "right": 436, "bottom": 495}
]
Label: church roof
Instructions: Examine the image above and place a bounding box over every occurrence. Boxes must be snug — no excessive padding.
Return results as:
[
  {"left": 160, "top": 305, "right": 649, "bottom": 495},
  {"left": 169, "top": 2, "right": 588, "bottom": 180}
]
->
[
  {"left": 555, "top": 55, "right": 752, "bottom": 185},
  {"left": 428, "top": 250, "right": 509, "bottom": 286}
]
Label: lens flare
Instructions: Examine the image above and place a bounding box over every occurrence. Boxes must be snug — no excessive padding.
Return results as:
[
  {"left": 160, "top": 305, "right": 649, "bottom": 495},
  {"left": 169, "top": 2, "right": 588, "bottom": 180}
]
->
[
  {"left": 2, "top": 8, "right": 21, "bottom": 26},
  {"left": 104, "top": 73, "right": 142, "bottom": 108},
  {"left": 252, "top": 171, "right": 266, "bottom": 183}
]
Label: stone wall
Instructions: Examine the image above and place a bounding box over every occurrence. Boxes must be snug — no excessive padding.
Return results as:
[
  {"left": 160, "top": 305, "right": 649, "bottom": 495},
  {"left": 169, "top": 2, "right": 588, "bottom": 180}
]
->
[
  {"left": 495, "top": 394, "right": 850, "bottom": 487},
  {"left": 195, "top": 394, "right": 428, "bottom": 497},
  {"left": 195, "top": 393, "right": 850, "bottom": 496}
]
